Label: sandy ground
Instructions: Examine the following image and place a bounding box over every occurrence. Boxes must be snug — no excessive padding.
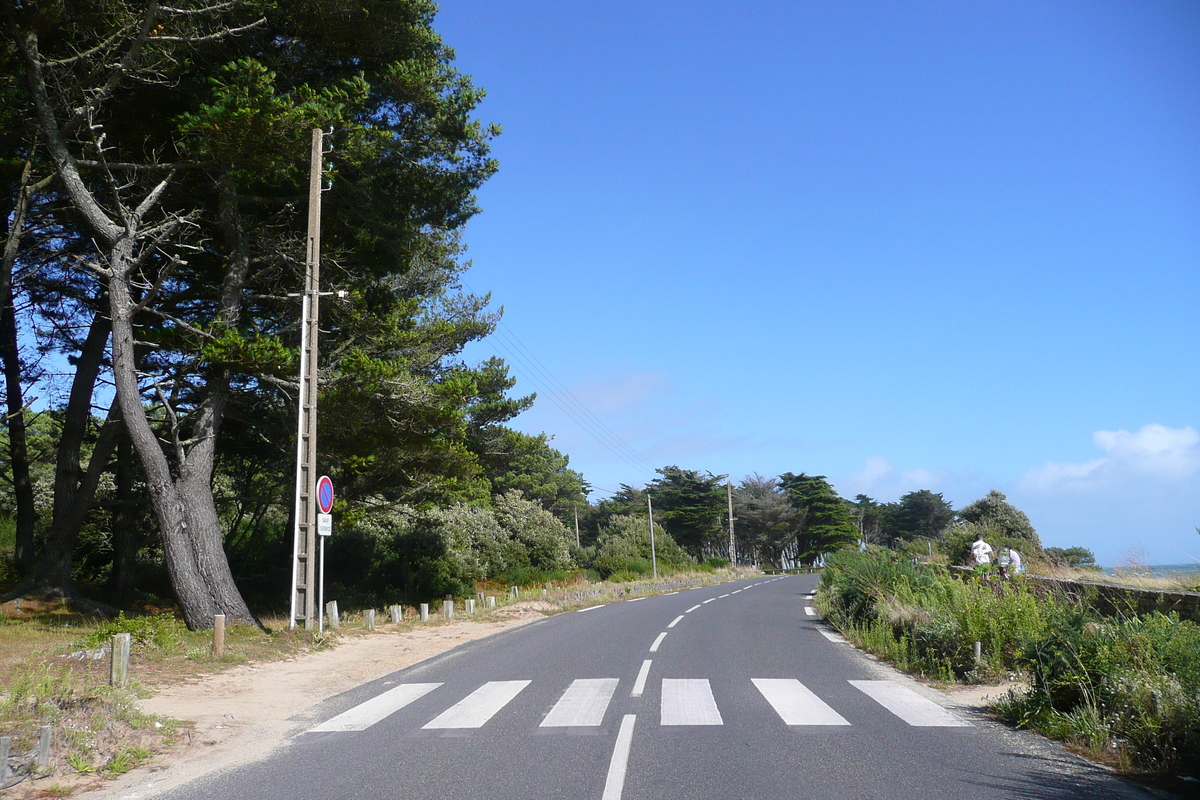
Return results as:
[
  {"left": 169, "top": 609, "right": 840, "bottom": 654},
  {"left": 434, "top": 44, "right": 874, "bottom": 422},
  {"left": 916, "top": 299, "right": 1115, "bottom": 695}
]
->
[{"left": 70, "top": 607, "right": 548, "bottom": 800}]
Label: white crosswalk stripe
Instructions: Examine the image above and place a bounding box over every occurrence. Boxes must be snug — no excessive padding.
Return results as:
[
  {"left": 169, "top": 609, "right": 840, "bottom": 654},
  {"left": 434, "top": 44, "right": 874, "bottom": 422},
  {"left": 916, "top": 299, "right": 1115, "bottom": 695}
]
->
[
  {"left": 752, "top": 679, "right": 849, "bottom": 726},
  {"left": 307, "top": 676, "right": 974, "bottom": 734},
  {"left": 422, "top": 680, "right": 531, "bottom": 729},
  {"left": 849, "top": 680, "right": 971, "bottom": 727},
  {"left": 307, "top": 682, "right": 441, "bottom": 732},
  {"left": 540, "top": 679, "right": 619, "bottom": 727},
  {"left": 661, "top": 678, "right": 723, "bottom": 725}
]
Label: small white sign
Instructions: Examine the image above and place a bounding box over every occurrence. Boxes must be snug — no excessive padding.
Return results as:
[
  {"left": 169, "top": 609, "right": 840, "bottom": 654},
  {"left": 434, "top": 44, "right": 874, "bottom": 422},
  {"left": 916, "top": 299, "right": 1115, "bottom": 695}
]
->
[{"left": 317, "top": 513, "right": 332, "bottom": 537}]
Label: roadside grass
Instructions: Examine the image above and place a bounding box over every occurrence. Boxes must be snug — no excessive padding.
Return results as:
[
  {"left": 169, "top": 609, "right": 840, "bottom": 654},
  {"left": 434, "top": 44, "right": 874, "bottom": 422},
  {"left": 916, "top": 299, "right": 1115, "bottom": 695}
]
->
[
  {"left": 0, "top": 567, "right": 755, "bottom": 795},
  {"left": 0, "top": 608, "right": 333, "bottom": 797},
  {"left": 815, "top": 548, "right": 1200, "bottom": 789}
]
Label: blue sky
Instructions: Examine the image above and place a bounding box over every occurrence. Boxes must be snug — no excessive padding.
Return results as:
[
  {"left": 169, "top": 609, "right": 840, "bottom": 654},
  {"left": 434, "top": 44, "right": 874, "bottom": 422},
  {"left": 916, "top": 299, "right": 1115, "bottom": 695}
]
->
[{"left": 439, "top": 1, "right": 1200, "bottom": 567}]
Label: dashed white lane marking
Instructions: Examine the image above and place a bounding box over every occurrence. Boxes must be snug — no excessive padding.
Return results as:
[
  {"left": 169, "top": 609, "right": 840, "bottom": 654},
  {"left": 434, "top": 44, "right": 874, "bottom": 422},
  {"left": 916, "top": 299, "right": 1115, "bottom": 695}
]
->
[
  {"left": 661, "top": 679, "right": 723, "bottom": 726},
  {"left": 649, "top": 632, "right": 668, "bottom": 652},
  {"left": 805, "top": 607, "right": 816, "bottom": 616},
  {"left": 576, "top": 605, "right": 603, "bottom": 613},
  {"left": 686, "top": 604, "right": 701, "bottom": 613},
  {"left": 702, "top": 598, "right": 716, "bottom": 604},
  {"left": 422, "top": 680, "right": 531, "bottom": 729},
  {"left": 753, "top": 679, "right": 850, "bottom": 726},
  {"left": 849, "top": 680, "right": 971, "bottom": 727},
  {"left": 308, "top": 683, "right": 441, "bottom": 732},
  {"left": 540, "top": 679, "right": 619, "bottom": 727},
  {"left": 818, "top": 628, "right": 847, "bottom": 643},
  {"left": 631, "top": 660, "right": 652, "bottom": 697},
  {"left": 731, "top": 590, "right": 742, "bottom": 594},
  {"left": 601, "top": 714, "right": 637, "bottom": 800},
  {"left": 719, "top": 594, "right": 729, "bottom": 598},
  {"left": 668, "top": 614, "right": 684, "bottom": 628}
]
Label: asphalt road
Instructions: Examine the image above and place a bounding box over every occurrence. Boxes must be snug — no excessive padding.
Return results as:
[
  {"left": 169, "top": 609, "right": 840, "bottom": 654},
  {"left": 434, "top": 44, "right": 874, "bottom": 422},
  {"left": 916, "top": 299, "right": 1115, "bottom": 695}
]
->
[{"left": 170, "top": 575, "right": 1160, "bottom": 800}]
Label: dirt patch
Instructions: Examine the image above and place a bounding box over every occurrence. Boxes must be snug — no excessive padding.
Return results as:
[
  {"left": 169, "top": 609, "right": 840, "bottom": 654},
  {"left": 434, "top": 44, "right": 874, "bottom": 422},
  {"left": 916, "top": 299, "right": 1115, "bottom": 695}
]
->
[
  {"left": 9, "top": 610, "right": 544, "bottom": 800},
  {"left": 939, "top": 679, "right": 1028, "bottom": 711}
]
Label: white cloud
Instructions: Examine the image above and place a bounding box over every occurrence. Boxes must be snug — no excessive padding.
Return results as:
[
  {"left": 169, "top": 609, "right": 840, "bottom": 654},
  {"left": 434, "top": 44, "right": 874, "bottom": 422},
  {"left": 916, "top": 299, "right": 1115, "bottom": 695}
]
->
[
  {"left": 840, "top": 456, "right": 950, "bottom": 501},
  {"left": 1017, "top": 424, "right": 1200, "bottom": 494}
]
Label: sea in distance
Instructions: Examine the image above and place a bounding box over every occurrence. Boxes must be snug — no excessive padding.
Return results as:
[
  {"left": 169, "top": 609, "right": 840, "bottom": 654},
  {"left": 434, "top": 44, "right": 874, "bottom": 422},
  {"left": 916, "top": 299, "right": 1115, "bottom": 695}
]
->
[{"left": 1100, "top": 563, "right": 1200, "bottom": 579}]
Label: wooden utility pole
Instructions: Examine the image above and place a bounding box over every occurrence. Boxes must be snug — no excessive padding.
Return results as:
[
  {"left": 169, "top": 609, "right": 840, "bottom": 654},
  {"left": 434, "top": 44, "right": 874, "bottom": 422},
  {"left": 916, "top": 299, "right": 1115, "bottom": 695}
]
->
[
  {"left": 647, "top": 495, "right": 658, "bottom": 579},
  {"left": 574, "top": 505, "right": 581, "bottom": 548},
  {"left": 727, "top": 481, "right": 735, "bottom": 567},
  {"left": 289, "top": 128, "right": 325, "bottom": 629}
]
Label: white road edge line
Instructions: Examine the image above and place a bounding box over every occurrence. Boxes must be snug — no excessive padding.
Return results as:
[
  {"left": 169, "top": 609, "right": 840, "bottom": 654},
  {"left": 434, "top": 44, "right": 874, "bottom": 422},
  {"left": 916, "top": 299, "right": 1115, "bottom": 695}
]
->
[
  {"left": 664, "top": 591, "right": 679, "bottom": 595},
  {"left": 668, "top": 615, "right": 684, "bottom": 628},
  {"left": 685, "top": 604, "right": 701, "bottom": 613},
  {"left": 631, "top": 660, "right": 652, "bottom": 697},
  {"left": 649, "top": 632, "right": 668, "bottom": 652},
  {"left": 601, "top": 714, "right": 637, "bottom": 800},
  {"left": 576, "top": 605, "right": 603, "bottom": 613},
  {"left": 628, "top": 597, "right": 645, "bottom": 602}
]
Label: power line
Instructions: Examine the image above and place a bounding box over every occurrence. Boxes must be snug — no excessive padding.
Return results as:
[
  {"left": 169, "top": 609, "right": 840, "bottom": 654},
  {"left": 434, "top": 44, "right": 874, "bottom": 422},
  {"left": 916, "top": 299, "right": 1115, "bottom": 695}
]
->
[{"left": 460, "top": 281, "right": 658, "bottom": 476}]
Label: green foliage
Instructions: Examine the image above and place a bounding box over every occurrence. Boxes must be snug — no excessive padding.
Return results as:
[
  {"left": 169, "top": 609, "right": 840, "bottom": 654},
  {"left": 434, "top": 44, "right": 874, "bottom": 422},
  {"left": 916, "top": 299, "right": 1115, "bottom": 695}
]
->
[
  {"left": 493, "top": 490, "right": 575, "bottom": 573},
  {"left": 1044, "top": 546, "right": 1098, "bottom": 569},
  {"left": 999, "top": 608, "right": 1200, "bottom": 772},
  {"left": 819, "top": 549, "right": 1200, "bottom": 774},
  {"left": 479, "top": 429, "right": 588, "bottom": 515},
  {"left": 958, "top": 490, "right": 1041, "bottom": 549},
  {"left": 779, "top": 473, "right": 858, "bottom": 562},
  {"left": 646, "top": 467, "right": 727, "bottom": 559},
  {"left": 76, "top": 613, "right": 184, "bottom": 650},
  {"left": 880, "top": 489, "right": 955, "bottom": 544},
  {"left": 591, "top": 515, "right": 693, "bottom": 579}
]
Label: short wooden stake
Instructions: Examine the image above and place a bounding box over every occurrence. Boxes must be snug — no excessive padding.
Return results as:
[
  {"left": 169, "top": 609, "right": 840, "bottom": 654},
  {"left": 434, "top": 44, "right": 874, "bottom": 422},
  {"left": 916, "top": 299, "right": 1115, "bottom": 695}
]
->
[
  {"left": 486, "top": 596, "right": 495, "bottom": 608},
  {"left": 212, "top": 614, "right": 226, "bottom": 659},
  {"left": 419, "top": 603, "right": 429, "bottom": 621},
  {"left": 466, "top": 598, "right": 475, "bottom": 614},
  {"left": 389, "top": 605, "right": 402, "bottom": 624},
  {"left": 110, "top": 632, "right": 131, "bottom": 688},
  {"left": 973, "top": 641, "right": 982, "bottom": 664},
  {"left": 326, "top": 600, "right": 340, "bottom": 629},
  {"left": 364, "top": 609, "right": 376, "bottom": 630},
  {"left": 35, "top": 724, "right": 51, "bottom": 770},
  {"left": 0, "top": 735, "right": 11, "bottom": 782},
  {"left": 443, "top": 599, "right": 454, "bottom": 620}
]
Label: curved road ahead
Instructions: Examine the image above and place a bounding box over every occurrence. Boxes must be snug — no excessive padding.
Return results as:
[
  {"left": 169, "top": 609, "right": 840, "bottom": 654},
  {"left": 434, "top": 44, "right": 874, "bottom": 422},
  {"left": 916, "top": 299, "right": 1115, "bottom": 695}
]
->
[{"left": 171, "top": 575, "right": 1157, "bottom": 800}]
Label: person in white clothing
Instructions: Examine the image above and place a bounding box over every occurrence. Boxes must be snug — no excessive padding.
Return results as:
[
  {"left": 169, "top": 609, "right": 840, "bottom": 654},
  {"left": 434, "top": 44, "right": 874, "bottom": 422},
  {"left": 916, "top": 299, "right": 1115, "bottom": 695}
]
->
[{"left": 970, "top": 533, "right": 994, "bottom": 567}]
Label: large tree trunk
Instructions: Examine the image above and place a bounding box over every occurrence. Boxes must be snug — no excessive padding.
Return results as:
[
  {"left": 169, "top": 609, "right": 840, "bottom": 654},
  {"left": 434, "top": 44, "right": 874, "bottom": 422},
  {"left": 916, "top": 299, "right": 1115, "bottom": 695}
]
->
[
  {"left": 0, "top": 274, "right": 36, "bottom": 577},
  {"left": 108, "top": 429, "right": 138, "bottom": 610},
  {"left": 107, "top": 240, "right": 256, "bottom": 630},
  {"left": 0, "top": 160, "right": 42, "bottom": 577},
  {"left": 30, "top": 313, "right": 113, "bottom": 589}
]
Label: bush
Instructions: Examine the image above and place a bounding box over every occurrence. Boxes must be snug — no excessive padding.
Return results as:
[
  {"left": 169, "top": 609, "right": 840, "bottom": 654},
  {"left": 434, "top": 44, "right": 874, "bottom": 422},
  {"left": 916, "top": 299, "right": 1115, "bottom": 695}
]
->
[
  {"left": 1001, "top": 608, "right": 1200, "bottom": 772},
  {"left": 819, "top": 549, "right": 1200, "bottom": 776},
  {"left": 76, "top": 612, "right": 183, "bottom": 650},
  {"left": 589, "top": 515, "right": 692, "bottom": 578}
]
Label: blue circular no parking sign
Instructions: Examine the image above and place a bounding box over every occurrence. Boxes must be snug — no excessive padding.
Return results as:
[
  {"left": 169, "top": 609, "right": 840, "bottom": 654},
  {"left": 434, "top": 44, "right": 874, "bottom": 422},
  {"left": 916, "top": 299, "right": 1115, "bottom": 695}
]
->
[{"left": 316, "top": 475, "right": 334, "bottom": 514}]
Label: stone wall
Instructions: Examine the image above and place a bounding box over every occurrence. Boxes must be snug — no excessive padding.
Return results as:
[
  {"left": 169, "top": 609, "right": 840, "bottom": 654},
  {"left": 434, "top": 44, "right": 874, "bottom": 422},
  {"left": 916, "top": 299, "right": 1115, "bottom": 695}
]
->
[{"left": 1026, "top": 574, "right": 1200, "bottom": 625}]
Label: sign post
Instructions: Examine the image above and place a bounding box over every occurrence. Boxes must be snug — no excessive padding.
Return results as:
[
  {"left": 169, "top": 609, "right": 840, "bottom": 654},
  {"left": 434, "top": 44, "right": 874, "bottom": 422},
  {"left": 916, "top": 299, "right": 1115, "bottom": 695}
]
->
[{"left": 316, "top": 476, "right": 334, "bottom": 634}]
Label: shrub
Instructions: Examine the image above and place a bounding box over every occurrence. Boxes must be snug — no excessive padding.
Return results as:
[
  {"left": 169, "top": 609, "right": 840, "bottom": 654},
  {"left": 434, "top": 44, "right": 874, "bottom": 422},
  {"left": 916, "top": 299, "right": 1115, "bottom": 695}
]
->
[{"left": 589, "top": 515, "right": 692, "bottom": 578}]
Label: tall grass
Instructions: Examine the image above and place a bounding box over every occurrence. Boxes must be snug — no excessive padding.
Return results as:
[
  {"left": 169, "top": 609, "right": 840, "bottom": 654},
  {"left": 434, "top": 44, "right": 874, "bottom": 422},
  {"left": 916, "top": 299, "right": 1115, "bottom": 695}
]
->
[{"left": 817, "top": 548, "right": 1200, "bottom": 776}]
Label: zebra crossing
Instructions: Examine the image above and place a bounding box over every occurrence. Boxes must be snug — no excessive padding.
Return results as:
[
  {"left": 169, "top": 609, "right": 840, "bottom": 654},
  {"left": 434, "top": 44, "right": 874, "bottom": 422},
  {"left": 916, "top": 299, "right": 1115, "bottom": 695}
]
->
[{"left": 307, "top": 676, "right": 970, "bottom": 734}]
